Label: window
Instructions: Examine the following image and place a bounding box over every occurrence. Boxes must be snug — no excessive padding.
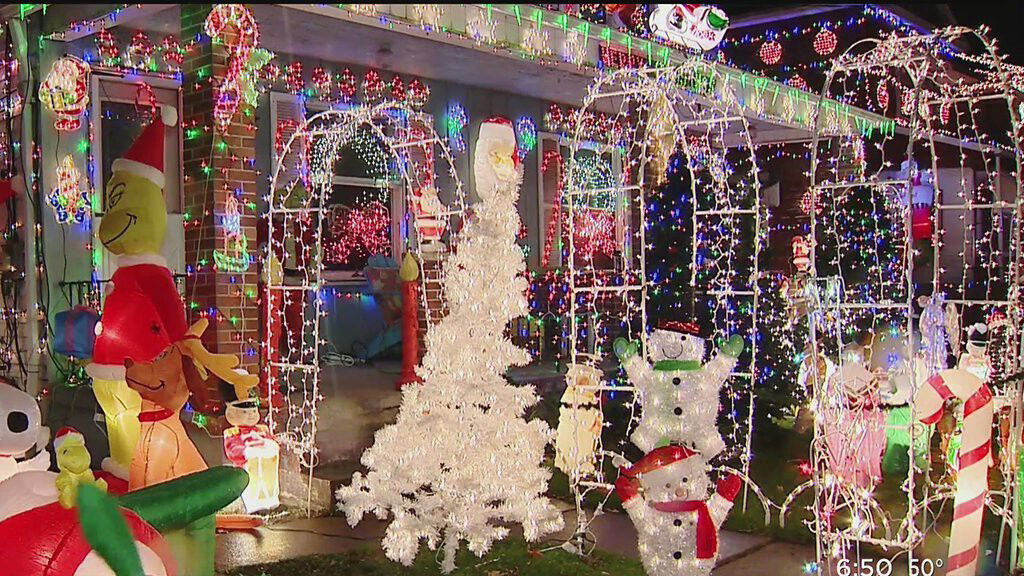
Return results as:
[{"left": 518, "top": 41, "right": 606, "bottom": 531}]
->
[
  {"left": 537, "top": 132, "right": 629, "bottom": 271},
  {"left": 91, "top": 76, "right": 182, "bottom": 214},
  {"left": 272, "top": 93, "right": 409, "bottom": 283},
  {"left": 90, "top": 75, "right": 184, "bottom": 277}
]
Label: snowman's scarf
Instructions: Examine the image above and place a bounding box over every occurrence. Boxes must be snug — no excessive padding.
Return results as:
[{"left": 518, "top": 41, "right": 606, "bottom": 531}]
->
[{"left": 649, "top": 499, "right": 717, "bottom": 558}]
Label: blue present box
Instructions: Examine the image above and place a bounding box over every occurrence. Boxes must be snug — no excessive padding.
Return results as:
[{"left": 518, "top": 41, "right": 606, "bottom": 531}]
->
[{"left": 53, "top": 305, "right": 100, "bottom": 359}]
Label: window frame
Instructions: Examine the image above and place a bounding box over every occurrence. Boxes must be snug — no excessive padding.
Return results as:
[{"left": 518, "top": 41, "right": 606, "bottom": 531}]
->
[
  {"left": 89, "top": 73, "right": 184, "bottom": 214},
  {"left": 296, "top": 95, "right": 414, "bottom": 285},
  {"left": 536, "top": 131, "right": 628, "bottom": 271}
]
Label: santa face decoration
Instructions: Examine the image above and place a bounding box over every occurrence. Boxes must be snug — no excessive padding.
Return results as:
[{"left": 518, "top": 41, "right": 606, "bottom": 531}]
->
[
  {"left": 473, "top": 117, "right": 519, "bottom": 200},
  {"left": 649, "top": 5, "right": 729, "bottom": 52}
]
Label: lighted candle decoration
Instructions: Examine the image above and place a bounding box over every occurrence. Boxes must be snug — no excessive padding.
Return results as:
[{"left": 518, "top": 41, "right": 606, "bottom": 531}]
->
[
  {"left": 223, "top": 398, "right": 280, "bottom": 514},
  {"left": 38, "top": 55, "right": 90, "bottom": 131},
  {"left": 396, "top": 253, "right": 422, "bottom": 390},
  {"left": 48, "top": 155, "right": 89, "bottom": 224},
  {"left": 213, "top": 193, "right": 252, "bottom": 272}
]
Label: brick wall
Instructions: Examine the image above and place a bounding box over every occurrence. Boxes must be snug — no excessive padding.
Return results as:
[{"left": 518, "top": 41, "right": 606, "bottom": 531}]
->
[{"left": 181, "top": 4, "right": 260, "bottom": 394}]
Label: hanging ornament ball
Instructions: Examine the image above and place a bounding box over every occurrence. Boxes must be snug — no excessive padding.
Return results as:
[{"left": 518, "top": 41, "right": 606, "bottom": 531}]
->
[
  {"left": 789, "top": 75, "right": 808, "bottom": 91},
  {"left": 363, "top": 69, "right": 385, "bottom": 103},
  {"left": 759, "top": 40, "right": 782, "bottom": 66},
  {"left": 813, "top": 28, "right": 837, "bottom": 56},
  {"left": 408, "top": 78, "right": 430, "bottom": 109},
  {"left": 876, "top": 81, "right": 890, "bottom": 111},
  {"left": 338, "top": 68, "right": 357, "bottom": 101}
]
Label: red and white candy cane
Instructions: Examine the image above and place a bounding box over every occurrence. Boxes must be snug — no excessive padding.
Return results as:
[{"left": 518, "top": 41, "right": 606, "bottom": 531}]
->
[
  {"left": 915, "top": 369, "right": 993, "bottom": 576},
  {"left": 204, "top": 4, "right": 259, "bottom": 131}
]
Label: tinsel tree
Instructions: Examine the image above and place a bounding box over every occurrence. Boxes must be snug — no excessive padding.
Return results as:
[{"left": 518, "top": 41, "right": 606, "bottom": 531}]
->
[{"left": 337, "top": 118, "right": 563, "bottom": 572}]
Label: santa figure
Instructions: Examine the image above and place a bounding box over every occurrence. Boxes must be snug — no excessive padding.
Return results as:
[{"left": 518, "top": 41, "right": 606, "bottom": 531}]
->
[
  {"left": 614, "top": 445, "right": 741, "bottom": 576},
  {"left": 614, "top": 322, "right": 742, "bottom": 457}
]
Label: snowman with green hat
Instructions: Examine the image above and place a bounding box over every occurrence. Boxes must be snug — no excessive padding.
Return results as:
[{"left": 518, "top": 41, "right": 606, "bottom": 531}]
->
[{"left": 614, "top": 321, "right": 743, "bottom": 457}]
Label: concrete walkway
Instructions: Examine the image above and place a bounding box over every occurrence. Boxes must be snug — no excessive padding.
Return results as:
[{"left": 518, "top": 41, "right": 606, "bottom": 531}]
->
[{"left": 215, "top": 508, "right": 777, "bottom": 574}]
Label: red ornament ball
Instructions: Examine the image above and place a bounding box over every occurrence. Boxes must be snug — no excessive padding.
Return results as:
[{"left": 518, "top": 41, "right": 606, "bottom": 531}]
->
[
  {"left": 789, "top": 75, "right": 808, "bottom": 91},
  {"left": 813, "top": 29, "right": 837, "bottom": 56},
  {"left": 759, "top": 40, "right": 783, "bottom": 66}
]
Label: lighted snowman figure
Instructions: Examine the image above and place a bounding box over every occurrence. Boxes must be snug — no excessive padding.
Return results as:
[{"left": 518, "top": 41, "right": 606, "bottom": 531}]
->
[
  {"left": 0, "top": 381, "right": 50, "bottom": 483},
  {"left": 614, "top": 445, "right": 741, "bottom": 576},
  {"left": 614, "top": 322, "right": 743, "bottom": 457},
  {"left": 649, "top": 5, "right": 730, "bottom": 52}
]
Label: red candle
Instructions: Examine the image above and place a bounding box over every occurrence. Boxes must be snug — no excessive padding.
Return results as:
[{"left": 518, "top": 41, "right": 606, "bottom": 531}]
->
[{"left": 397, "top": 253, "right": 423, "bottom": 390}]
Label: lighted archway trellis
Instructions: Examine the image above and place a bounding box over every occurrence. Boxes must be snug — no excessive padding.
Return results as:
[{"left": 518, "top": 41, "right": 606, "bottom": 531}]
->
[
  {"left": 265, "top": 102, "right": 464, "bottom": 485},
  {"left": 559, "top": 63, "right": 770, "bottom": 551},
  {"left": 800, "top": 26, "right": 1024, "bottom": 574}
]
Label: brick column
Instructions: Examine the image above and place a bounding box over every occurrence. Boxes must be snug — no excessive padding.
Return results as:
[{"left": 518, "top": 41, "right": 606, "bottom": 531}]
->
[{"left": 181, "top": 4, "right": 259, "bottom": 390}]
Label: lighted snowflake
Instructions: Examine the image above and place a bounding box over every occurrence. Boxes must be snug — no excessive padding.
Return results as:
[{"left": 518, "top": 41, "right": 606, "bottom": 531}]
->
[
  {"left": 564, "top": 28, "right": 587, "bottom": 67},
  {"left": 522, "top": 25, "right": 552, "bottom": 58},
  {"left": 325, "top": 200, "right": 391, "bottom": 265},
  {"left": 572, "top": 209, "right": 616, "bottom": 261},
  {"left": 411, "top": 4, "right": 443, "bottom": 30}
]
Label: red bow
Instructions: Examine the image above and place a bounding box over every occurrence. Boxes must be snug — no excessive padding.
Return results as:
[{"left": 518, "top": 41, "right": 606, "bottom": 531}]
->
[{"left": 649, "top": 500, "right": 717, "bottom": 559}]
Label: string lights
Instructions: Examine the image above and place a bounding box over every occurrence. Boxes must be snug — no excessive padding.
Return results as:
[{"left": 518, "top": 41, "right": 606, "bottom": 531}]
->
[{"left": 38, "top": 55, "right": 90, "bottom": 131}]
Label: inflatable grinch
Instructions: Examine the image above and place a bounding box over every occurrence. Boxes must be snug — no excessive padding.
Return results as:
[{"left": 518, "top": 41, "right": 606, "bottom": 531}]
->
[{"left": 87, "top": 107, "right": 256, "bottom": 482}]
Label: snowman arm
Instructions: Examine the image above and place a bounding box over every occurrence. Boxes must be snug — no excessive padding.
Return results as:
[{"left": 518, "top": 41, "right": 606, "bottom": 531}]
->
[
  {"left": 708, "top": 475, "right": 741, "bottom": 528},
  {"left": 703, "top": 352, "right": 739, "bottom": 390},
  {"left": 622, "top": 355, "right": 653, "bottom": 387}
]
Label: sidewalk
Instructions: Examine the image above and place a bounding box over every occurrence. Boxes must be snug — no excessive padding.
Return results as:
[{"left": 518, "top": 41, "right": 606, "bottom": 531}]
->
[{"left": 215, "top": 506, "right": 781, "bottom": 574}]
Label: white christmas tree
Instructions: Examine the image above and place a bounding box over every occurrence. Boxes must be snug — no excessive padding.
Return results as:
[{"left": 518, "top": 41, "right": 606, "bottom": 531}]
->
[{"left": 337, "top": 118, "right": 564, "bottom": 572}]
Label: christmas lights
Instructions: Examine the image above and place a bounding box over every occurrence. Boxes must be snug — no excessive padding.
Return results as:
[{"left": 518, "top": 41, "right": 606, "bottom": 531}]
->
[
  {"left": 445, "top": 102, "right": 468, "bottom": 153},
  {"left": 204, "top": 4, "right": 261, "bottom": 131},
  {"left": 338, "top": 117, "right": 562, "bottom": 572},
  {"left": 798, "top": 25, "right": 1024, "bottom": 572},
  {"left": 47, "top": 155, "right": 89, "bottom": 224},
  {"left": 515, "top": 116, "right": 537, "bottom": 162},
  {"left": 39, "top": 55, "right": 90, "bottom": 131}
]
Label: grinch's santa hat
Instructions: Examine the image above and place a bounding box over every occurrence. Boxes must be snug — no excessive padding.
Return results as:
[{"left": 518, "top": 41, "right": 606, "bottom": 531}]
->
[
  {"left": 53, "top": 426, "right": 84, "bottom": 451},
  {"left": 85, "top": 287, "right": 172, "bottom": 381},
  {"left": 620, "top": 444, "right": 697, "bottom": 479},
  {"left": 110, "top": 106, "right": 177, "bottom": 190},
  {"left": 478, "top": 116, "right": 519, "bottom": 165}
]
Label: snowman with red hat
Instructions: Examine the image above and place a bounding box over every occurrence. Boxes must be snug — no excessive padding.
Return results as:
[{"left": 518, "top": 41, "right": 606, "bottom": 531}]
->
[
  {"left": 614, "top": 322, "right": 743, "bottom": 457},
  {"left": 614, "top": 445, "right": 742, "bottom": 576}
]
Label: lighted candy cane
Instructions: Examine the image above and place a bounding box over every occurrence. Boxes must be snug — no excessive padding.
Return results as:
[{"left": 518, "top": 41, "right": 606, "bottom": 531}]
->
[
  {"left": 915, "top": 369, "right": 993, "bottom": 576},
  {"left": 204, "top": 4, "right": 259, "bottom": 131}
]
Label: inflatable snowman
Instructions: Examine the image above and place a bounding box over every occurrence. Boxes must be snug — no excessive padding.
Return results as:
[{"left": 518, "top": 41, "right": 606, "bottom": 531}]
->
[
  {"left": 614, "top": 322, "right": 742, "bottom": 457},
  {"left": 0, "top": 381, "right": 50, "bottom": 483},
  {"left": 614, "top": 445, "right": 741, "bottom": 576}
]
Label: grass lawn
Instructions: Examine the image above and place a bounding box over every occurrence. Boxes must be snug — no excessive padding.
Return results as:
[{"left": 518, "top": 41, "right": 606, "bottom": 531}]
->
[{"left": 221, "top": 537, "right": 645, "bottom": 576}]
